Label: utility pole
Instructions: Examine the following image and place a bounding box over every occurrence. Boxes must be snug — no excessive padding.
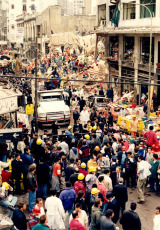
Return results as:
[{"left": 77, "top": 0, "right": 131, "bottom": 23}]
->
[{"left": 35, "top": 36, "right": 38, "bottom": 133}]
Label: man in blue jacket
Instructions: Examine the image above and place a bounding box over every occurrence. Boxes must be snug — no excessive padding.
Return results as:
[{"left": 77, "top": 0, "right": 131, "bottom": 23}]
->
[
  {"left": 59, "top": 181, "right": 76, "bottom": 217},
  {"left": 21, "top": 147, "right": 33, "bottom": 192}
]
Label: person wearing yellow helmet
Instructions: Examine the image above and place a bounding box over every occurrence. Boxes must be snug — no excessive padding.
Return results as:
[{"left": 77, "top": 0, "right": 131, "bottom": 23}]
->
[
  {"left": 79, "top": 163, "right": 88, "bottom": 177},
  {"left": 85, "top": 163, "right": 97, "bottom": 191},
  {"left": 84, "top": 134, "right": 90, "bottom": 140},
  {"left": 36, "top": 138, "right": 42, "bottom": 145},
  {"left": 73, "top": 173, "right": 85, "bottom": 196},
  {"left": 87, "top": 154, "right": 98, "bottom": 172}
]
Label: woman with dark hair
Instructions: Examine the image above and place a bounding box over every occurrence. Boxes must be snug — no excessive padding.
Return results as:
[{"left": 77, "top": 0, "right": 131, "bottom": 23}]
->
[{"left": 75, "top": 190, "right": 87, "bottom": 212}]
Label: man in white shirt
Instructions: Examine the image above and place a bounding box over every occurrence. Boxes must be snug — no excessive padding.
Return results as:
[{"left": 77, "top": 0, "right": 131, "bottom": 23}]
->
[
  {"left": 58, "top": 137, "right": 69, "bottom": 155},
  {"left": 112, "top": 137, "right": 118, "bottom": 154},
  {"left": 80, "top": 107, "right": 90, "bottom": 128},
  {"left": 69, "top": 203, "right": 88, "bottom": 229},
  {"left": 153, "top": 206, "right": 160, "bottom": 230},
  {"left": 45, "top": 189, "right": 65, "bottom": 229},
  {"left": 137, "top": 155, "right": 151, "bottom": 204},
  {"left": 102, "top": 169, "right": 113, "bottom": 192}
]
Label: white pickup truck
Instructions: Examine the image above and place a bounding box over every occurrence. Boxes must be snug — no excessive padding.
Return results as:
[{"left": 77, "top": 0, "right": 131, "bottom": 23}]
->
[{"left": 37, "top": 89, "right": 71, "bottom": 126}]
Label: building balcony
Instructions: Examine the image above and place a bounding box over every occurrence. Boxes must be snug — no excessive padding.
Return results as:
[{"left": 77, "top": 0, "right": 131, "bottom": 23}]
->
[{"left": 138, "top": 63, "right": 154, "bottom": 73}]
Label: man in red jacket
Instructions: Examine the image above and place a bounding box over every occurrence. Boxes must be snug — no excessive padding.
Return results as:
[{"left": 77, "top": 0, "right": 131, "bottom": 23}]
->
[
  {"left": 73, "top": 173, "right": 85, "bottom": 196},
  {"left": 70, "top": 210, "right": 87, "bottom": 230},
  {"left": 144, "top": 126, "right": 158, "bottom": 147}
]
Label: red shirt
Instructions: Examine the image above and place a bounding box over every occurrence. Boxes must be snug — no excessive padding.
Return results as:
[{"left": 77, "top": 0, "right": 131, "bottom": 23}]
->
[
  {"left": 70, "top": 219, "right": 87, "bottom": 230},
  {"left": 79, "top": 169, "right": 88, "bottom": 177},
  {"left": 97, "top": 183, "right": 108, "bottom": 203},
  {"left": 144, "top": 130, "right": 158, "bottom": 146},
  {"left": 53, "top": 163, "right": 61, "bottom": 176},
  {"left": 73, "top": 181, "right": 85, "bottom": 196},
  {"left": 2, "top": 170, "right": 11, "bottom": 183}
]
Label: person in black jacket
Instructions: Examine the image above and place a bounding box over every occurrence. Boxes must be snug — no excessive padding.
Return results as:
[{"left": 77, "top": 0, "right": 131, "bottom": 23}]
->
[
  {"left": 27, "top": 164, "right": 37, "bottom": 213},
  {"left": 36, "top": 158, "right": 50, "bottom": 200},
  {"left": 65, "top": 158, "right": 75, "bottom": 182},
  {"left": 79, "top": 96, "right": 86, "bottom": 112},
  {"left": 120, "top": 202, "right": 141, "bottom": 230},
  {"left": 11, "top": 153, "right": 23, "bottom": 195},
  {"left": 106, "top": 192, "right": 119, "bottom": 224},
  {"left": 125, "top": 152, "right": 137, "bottom": 189},
  {"left": 73, "top": 119, "right": 83, "bottom": 134},
  {"left": 73, "top": 107, "right": 80, "bottom": 124},
  {"left": 113, "top": 177, "right": 128, "bottom": 213},
  {"left": 106, "top": 86, "right": 114, "bottom": 102},
  {"left": 99, "top": 87, "right": 104, "bottom": 96},
  {"left": 111, "top": 166, "right": 125, "bottom": 188},
  {"left": 12, "top": 202, "right": 27, "bottom": 230},
  {"left": 90, "top": 108, "right": 97, "bottom": 122},
  {"left": 100, "top": 209, "right": 116, "bottom": 230}
]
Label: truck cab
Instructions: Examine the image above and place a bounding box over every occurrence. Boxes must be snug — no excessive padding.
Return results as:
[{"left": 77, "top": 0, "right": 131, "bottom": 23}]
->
[{"left": 37, "top": 89, "right": 70, "bottom": 126}]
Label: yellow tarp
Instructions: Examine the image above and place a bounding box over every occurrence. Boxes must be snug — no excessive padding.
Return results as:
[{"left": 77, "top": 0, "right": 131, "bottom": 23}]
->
[{"left": 117, "top": 116, "right": 143, "bottom": 131}]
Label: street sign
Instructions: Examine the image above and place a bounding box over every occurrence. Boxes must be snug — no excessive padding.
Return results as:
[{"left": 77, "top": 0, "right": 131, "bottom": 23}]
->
[{"left": 0, "top": 128, "right": 23, "bottom": 143}]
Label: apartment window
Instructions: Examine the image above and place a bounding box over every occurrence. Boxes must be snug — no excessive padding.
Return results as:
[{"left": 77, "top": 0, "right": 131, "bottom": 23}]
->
[
  {"left": 11, "top": 4, "right": 14, "bottom": 9},
  {"left": 23, "top": 4, "right": 26, "bottom": 11},
  {"left": 123, "top": 37, "right": 134, "bottom": 60},
  {"left": 123, "top": 3, "right": 135, "bottom": 20},
  {"left": 140, "top": 37, "right": 154, "bottom": 64},
  {"left": 31, "top": 4, "right": 35, "bottom": 10},
  {"left": 140, "top": 0, "right": 156, "bottom": 18},
  {"left": 109, "top": 5, "right": 116, "bottom": 21}
]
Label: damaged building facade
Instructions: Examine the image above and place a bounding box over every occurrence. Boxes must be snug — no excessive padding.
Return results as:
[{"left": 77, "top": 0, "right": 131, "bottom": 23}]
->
[{"left": 95, "top": 0, "right": 160, "bottom": 105}]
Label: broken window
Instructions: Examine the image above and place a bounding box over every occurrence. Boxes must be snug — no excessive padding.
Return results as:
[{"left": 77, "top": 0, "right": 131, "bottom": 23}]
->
[
  {"left": 123, "top": 3, "right": 135, "bottom": 20},
  {"left": 140, "top": 37, "right": 154, "bottom": 64},
  {"left": 98, "top": 4, "right": 106, "bottom": 26},
  {"left": 109, "top": 36, "right": 119, "bottom": 58},
  {"left": 140, "top": 0, "right": 156, "bottom": 18},
  {"left": 123, "top": 37, "right": 134, "bottom": 61}
]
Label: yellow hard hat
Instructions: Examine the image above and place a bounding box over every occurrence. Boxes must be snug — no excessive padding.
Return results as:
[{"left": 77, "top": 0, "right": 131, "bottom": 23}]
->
[
  {"left": 132, "top": 115, "right": 136, "bottom": 118},
  {"left": 92, "top": 126, "right": 97, "bottom": 131},
  {"left": 81, "top": 163, "right": 86, "bottom": 169},
  {"left": 91, "top": 188, "right": 100, "bottom": 195},
  {"left": 158, "top": 121, "right": 160, "bottom": 125},
  {"left": 2, "top": 182, "right": 9, "bottom": 190},
  {"left": 78, "top": 173, "right": 85, "bottom": 180},
  {"left": 124, "top": 105, "right": 128, "bottom": 108},
  {"left": 84, "top": 134, "right": 90, "bottom": 140},
  {"left": 36, "top": 138, "right": 42, "bottom": 145},
  {"left": 68, "top": 126, "right": 72, "bottom": 130},
  {"left": 89, "top": 167, "right": 96, "bottom": 173}
]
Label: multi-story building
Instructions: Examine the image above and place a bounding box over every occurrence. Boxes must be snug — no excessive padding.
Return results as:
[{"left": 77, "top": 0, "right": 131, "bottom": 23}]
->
[
  {"left": 58, "top": 0, "right": 74, "bottom": 15},
  {"left": 0, "top": 0, "right": 8, "bottom": 47},
  {"left": 7, "top": 0, "right": 58, "bottom": 46},
  {"left": 85, "top": 0, "right": 97, "bottom": 15},
  {"left": 95, "top": 0, "right": 160, "bottom": 104},
  {"left": 73, "top": 0, "right": 86, "bottom": 15}
]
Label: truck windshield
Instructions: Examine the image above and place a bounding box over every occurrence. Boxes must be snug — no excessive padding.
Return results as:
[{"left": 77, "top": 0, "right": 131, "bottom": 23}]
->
[
  {"left": 40, "top": 95, "right": 63, "bottom": 101},
  {"left": 97, "top": 98, "right": 105, "bottom": 103}
]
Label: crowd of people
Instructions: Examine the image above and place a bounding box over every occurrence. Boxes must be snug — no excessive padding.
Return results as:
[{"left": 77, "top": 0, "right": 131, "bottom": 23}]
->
[
  {"left": 0, "top": 48, "right": 160, "bottom": 230},
  {"left": 0, "top": 104, "right": 160, "bottom": 230}
]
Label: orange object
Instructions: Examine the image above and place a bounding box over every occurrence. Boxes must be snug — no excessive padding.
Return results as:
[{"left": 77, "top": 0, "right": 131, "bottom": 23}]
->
[{"left": 95, "top": 146, "right": 100, "bottom": 151}]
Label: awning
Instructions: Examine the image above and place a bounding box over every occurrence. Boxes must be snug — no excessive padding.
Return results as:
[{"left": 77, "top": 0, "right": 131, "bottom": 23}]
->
[{"left": 96, "top": 27, "right": 160, "bottom": 36}]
